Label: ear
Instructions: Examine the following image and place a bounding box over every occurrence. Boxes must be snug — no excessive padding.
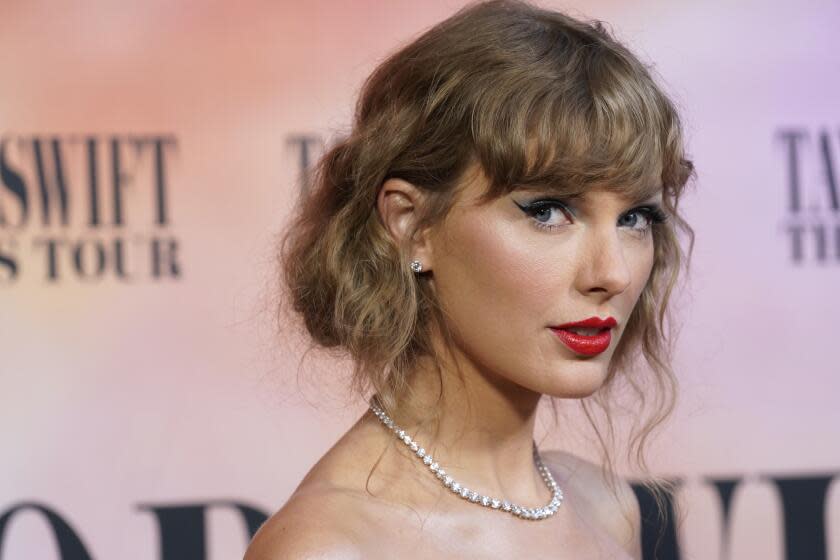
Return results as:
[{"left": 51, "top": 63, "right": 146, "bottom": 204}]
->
[{"left": 376, "top": 178, "right": 434, "bottom": 272}]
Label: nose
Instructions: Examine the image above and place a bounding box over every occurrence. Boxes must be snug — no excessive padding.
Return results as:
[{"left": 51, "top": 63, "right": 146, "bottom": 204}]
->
[{"left": 575, "top": 227, "right": 632, "bottom": 298}]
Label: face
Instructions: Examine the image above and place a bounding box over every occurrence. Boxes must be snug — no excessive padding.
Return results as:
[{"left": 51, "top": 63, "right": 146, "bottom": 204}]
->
[{"left": 426, "top": 167, "right": 662, "bottom": 399}]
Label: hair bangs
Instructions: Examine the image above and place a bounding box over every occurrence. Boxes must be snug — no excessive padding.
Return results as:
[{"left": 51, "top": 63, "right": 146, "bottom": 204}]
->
[{"left": 471, "top": 36, "right": 676, "bottom": 206}]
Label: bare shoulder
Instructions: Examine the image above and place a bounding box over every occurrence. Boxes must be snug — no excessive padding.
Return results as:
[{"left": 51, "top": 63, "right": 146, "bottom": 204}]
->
[
  {"left": 542, "top": 449, "right": 642, "bottom": 559},
  {"left": 243, "top": 487, "right": 367, "bottom": 560}
]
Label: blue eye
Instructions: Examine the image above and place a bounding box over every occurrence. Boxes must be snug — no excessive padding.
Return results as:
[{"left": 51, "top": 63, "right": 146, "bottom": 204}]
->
[
  {"left": 619, "top": 206, "right": 669, "bottom": 235},
  {"left": 514, "top": 199, "right": 573, "bottom": 232},
  {"left": 515, "top": 198, "right": 668, "bottom": 235}
]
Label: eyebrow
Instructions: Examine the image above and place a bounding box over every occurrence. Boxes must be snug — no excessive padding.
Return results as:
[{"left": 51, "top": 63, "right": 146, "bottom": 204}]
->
[
  {"left": 513, "top": 186, "right": 663, "bottom": 206},
  {"left": 632, "top": 191, "right": 664, "bottom": 205}
]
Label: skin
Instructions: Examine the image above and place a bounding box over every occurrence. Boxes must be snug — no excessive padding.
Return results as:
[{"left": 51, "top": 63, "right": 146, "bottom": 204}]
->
[{"left": 246, "top": 163, "right": 660, "bottom": 559}]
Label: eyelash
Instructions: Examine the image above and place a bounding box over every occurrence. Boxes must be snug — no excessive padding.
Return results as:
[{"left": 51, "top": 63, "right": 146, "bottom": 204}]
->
[{"left": 517, "top": 198, "right": 669, "bottom": 236}]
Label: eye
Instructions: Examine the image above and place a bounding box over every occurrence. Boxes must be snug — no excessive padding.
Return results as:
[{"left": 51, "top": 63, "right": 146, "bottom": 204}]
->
[
  {"left": 514, "top": 197, "right": 669, "bottom": 235},
  {"left": 619, "top": 205, "right": 669, "bottom": 236},
  {"left": 514, "top": 198, "right": 574, "bottom": 232}
]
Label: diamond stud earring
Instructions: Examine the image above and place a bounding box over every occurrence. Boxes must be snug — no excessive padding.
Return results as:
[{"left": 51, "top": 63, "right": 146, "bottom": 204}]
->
[{"left": 410, "top": 260, "right": 423, "bottom": 273}]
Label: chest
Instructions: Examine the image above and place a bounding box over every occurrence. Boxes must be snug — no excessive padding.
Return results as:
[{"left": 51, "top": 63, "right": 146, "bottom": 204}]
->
[{"left": 356, "top": 505, "right": 633, "bottom": 559}]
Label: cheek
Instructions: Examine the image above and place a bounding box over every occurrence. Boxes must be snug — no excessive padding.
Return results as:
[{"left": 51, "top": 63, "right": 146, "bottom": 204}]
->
[
  {"left": 430, "top": 215, "right": 569, "bottom": 372},
  {"left": 631, "top": 237, "right": 656, "bottom": 297},
  {"left": 614, "top": 237, "right": 656, "bottom": 339},
  {"left": 428, "top": 210, "right": 658, "bottom": 396}
]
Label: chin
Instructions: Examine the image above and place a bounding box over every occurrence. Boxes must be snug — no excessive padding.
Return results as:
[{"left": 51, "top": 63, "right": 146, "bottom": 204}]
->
[
  {"left": 541, "top": 366, "right": 609, "bottom": 399},
  {"left": 545, "top": 384, "right": 603, "bottom": 400}
]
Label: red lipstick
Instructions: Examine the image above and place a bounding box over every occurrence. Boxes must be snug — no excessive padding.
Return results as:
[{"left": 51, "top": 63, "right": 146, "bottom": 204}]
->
[{"left": 549, "top": 316, "right": 617, "bottom": 356}]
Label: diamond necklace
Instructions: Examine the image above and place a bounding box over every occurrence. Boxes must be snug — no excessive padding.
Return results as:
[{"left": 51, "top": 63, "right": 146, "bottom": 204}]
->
[{"left": 369, "top": 398, "right": 564, "bottom": 521}]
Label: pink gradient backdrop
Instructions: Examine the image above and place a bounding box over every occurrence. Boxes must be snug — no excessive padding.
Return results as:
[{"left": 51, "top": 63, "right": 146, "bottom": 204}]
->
[{"left": 1, "top": 1, "right": 838, "bottom": 558}]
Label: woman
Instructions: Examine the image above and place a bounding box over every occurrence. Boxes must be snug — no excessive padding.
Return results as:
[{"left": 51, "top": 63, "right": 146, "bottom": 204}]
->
[{"left": 247, "top": 0, "right": 694, "bottom": 557}]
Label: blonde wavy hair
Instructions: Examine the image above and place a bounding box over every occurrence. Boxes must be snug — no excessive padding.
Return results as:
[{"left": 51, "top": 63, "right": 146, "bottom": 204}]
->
[{"left": 277, "top": 0, "right": 695, "bottom": 523}]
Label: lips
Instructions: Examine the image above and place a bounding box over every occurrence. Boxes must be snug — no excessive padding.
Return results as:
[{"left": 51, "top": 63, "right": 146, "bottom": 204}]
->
[
  {"left": 549, "top": 316, "right": 617, "bottom": 356},
  {"left": 550, "top": 328, "right": 611, "bottom": 355},
  {"left": 552, "top": 316, "right": 617, "bottom": 330}
]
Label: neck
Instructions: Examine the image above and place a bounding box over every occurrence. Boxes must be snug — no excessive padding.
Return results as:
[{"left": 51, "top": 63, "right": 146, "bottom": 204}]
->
[{"left": 373, "top": 345, "right": 550, "bottom": 504}]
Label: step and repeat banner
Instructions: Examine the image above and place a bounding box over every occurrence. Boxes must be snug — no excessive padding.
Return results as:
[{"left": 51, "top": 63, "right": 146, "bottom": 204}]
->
[{"left": 1, "top": 1, "right": 838, "bottom": 559}]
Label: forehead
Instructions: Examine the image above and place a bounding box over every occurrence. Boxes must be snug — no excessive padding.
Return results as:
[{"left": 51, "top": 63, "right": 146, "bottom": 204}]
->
[
  {"left": 453, "top": 163, "right": 663, "bottom": 209},
  {"left": 514, "top": 183, "right": 664, "bottom": 204}
]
